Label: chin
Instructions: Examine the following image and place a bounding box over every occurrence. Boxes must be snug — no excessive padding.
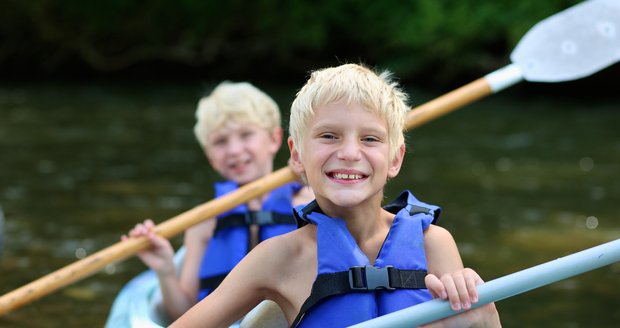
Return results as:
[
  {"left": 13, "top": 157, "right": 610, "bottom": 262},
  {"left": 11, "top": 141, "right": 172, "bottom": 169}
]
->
[
  {"left": 326, "top": 193, "right": 368, "bottom": 208},
  {"left": 337, "top": 188, "right": 385, "bottom": 205},
  {"left": 232, "top": 172, "right": 263, "bottom": 185},
  {"left": 232, "top": 177, "right": 254, "bottom": 185}
]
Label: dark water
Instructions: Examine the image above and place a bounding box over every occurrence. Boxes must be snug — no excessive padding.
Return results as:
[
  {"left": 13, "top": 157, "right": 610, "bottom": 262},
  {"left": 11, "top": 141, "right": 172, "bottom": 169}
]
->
[{"left": 0, "top": 82, "right": 618, "bottom": 327}]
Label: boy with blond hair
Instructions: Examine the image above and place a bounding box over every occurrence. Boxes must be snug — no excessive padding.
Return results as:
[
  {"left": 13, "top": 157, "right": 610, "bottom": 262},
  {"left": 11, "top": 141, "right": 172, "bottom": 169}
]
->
[
  {"left": 124, "top": 81, "right": 313, "bottom": 321},
  {"left": 171, "top": 65, "right": 500, "bottom": 327}
]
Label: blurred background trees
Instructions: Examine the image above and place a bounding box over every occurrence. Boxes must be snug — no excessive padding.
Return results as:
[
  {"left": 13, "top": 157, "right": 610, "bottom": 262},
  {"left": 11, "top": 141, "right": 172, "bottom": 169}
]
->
[{"left": 3, "top": 0, "right": 614, "bottom": 91}]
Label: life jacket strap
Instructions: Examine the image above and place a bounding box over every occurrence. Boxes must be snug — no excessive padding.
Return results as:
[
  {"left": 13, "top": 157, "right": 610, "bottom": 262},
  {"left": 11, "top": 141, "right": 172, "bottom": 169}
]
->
[
  {"left": 199, "top": 273, "right": 227, "bottom": 292},
  {"left": 214, "top": 211, "right": 295, "bottom": 233},
  {"left": 202, "top": 212, "right": 295, "bottom": 291},
  {"left": 291, "top": 266, "right": 427, "bottom": 327}
]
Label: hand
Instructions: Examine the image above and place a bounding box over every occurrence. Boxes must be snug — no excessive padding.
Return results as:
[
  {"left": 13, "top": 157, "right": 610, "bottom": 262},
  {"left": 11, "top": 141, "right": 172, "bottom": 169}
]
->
[
  {"left": 422, "top": 269, "right": 501, "bottom": 328},
  {"left": 121, "top": 219, "right": 175, "bottom": 276},
  {"left": 425, "top": 268, "right": 481, "bottom": 311}
]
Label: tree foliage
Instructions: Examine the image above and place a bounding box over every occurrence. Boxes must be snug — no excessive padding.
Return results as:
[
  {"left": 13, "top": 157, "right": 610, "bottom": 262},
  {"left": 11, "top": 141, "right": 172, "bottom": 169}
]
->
[{"left": 0, "top": 0, "right": 581, "bottom": 84}]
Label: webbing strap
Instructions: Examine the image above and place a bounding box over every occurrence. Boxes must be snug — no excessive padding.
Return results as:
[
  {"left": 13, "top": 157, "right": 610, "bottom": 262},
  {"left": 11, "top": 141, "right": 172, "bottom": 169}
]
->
[
  {"left": 199, "top": 273, "right": 227, "bottom": 292},
  {"left": 214, "top": 211, "right": 295, "bottom": 233},
  {"left": 290, "top": 266, "right": 427, "bottom": 327}
]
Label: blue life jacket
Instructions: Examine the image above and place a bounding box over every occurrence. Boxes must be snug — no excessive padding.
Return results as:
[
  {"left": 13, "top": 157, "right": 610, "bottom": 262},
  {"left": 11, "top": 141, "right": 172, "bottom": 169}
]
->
[
  {"left": 196, "top": 181, "right": 300, "bottom": 301},
  {"left": 291, "top": 190, "right": 440, "bottom": 327}
]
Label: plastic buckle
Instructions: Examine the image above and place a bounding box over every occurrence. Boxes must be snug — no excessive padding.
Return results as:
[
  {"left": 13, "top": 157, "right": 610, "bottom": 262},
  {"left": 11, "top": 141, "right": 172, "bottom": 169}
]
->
[
  {"left": 254, "top": 211, "right": 274, "bottom": 226},
  {"left": 244, "top": 211, "right": 273, "bottom": 226},
  {"left": 349, "top": 265, "right": 395, "bottom": 291}
]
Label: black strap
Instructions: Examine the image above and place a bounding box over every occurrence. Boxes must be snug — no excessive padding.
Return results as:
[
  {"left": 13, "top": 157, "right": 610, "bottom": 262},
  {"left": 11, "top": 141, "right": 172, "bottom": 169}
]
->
[
  {"left": 290, "top": 266, "right": 427, "bottom": 327},
  {"left": 201, "top": 211, "right": 294, "bottom": 291},
  {"left": 214, "top": 211, "right": 295, "bottom": 233},
  {"left": 199, "top": 273, "right": 227, "bottom": 292}
]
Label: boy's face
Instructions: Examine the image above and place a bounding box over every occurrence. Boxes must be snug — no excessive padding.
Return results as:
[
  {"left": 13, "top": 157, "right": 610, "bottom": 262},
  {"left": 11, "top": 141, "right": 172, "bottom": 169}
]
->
[
  {"left": 205, "top": 122, "right": 281, "bottom": 185},
  {"left": 289, "top": 100, "right": 404, "bottom": 212}
]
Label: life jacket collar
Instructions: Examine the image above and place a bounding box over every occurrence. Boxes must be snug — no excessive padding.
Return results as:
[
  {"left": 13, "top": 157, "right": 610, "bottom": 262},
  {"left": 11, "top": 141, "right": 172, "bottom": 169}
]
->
[{"left": 294, "top": 191, "right": 441, "bottom": 228}]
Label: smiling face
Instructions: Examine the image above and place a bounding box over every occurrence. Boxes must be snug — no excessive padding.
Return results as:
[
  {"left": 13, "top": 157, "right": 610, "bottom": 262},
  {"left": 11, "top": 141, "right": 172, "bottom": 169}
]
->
[
  {"left": 205, "top": 122, "right": 281, "bottom": 185},
  {"left": 289, "top": 99, "right": 405, "bottom": 214}
]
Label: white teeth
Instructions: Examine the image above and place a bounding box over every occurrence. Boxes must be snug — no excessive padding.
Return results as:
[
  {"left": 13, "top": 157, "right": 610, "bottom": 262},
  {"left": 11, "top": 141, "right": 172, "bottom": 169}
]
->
[{"left": 333, "top": 173, "right": 363, "bottom": 180}]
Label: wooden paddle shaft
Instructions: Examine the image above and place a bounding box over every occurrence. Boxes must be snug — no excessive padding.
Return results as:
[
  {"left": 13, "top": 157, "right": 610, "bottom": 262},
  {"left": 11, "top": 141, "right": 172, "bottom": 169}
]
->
[
  {"left": 0, "top": 78, "right": 493, "bottom": 316},
  {"left": 0, "top": 167, "right": 296, "bottom": 316},
  {"left": 406, "top": 77, "right": 492, "bottom": 130}
]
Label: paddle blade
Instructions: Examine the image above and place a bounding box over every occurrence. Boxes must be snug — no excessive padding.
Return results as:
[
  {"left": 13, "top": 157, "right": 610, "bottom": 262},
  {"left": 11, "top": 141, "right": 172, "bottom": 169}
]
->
[{"left": 511, "top": 0, "right": 620, "bottom": 82}]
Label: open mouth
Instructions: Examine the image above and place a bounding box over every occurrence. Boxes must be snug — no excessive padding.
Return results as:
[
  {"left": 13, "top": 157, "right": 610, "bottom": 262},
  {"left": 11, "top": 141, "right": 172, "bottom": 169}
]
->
[
  {"left": 228, "top": 158, "right": 251, "bottom": 171},
  {"left": 328, "top": 171, "right": 368, "bottom": 181}
]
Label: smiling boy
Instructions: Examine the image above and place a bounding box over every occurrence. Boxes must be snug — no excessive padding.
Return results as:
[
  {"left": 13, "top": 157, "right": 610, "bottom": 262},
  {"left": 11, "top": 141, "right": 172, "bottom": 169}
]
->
[
  {"left": 171, "top": 64, "right": 500, "bottom": 327},
  {"left": 123, "top": 81, "right": 313, "bottom": 322}
]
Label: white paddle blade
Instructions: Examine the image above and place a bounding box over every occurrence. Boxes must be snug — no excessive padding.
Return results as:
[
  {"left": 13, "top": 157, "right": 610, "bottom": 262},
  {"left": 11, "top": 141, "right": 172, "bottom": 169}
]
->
[{"left": 511, "top": 0, "right": 620, "bottom": 82}]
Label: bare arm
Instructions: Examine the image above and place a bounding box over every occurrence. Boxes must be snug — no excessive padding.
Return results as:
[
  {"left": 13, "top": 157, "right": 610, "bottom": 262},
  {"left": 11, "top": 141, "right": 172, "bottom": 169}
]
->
[
  {"left": 422, "top": 225, "right": 501, "bottom": 328},
  {"left": 424, "top": 225, "right": 464, "bottom": 275},
  {"left": 171, "top": 227, "right": 316, "bottom": 328},
  {"left": 121, "top": 219, "right": 192, "bottom": 320},
  {"left": 159, "top": 218, "right": 217, "bottom": 320},
  {"left": 170, "top": 237, "right": 280, "bottom": 328}
]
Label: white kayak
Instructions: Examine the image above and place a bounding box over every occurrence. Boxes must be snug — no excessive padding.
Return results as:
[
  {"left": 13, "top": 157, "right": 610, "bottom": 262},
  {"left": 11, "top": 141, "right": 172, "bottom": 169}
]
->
[
  {"left": 104, "top": 247, "right": 187, "bottom": 328},
  {"left": 104, "top": 247, "right": 287, "bottom": 328}
]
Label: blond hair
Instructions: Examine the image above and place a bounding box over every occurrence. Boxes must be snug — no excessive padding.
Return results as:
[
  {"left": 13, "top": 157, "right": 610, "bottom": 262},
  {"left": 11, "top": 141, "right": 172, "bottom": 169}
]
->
[
  {"left": 289, "top": 63, "right": 409, "bottom": 161},
  {"left": 194, "top": 81, "right": 281, "bottom": 148}
]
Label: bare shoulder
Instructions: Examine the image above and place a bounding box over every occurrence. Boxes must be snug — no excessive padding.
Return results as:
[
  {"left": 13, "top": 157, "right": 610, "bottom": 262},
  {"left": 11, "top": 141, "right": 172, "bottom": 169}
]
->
[
  {"left": 423, "top": 224, "right": 464, "bottom": 275},
  {"left": 423, "top": 224, "right": 456, "bottom": 246},
  {"left": 254, "top": 225, "right": 316, "bottom": 270},
  {"left": 252, "top": 225, "right": 317, "bottom": 320},
  {"left": 213, "top": 227, "right": 315, "bottom": 301}
]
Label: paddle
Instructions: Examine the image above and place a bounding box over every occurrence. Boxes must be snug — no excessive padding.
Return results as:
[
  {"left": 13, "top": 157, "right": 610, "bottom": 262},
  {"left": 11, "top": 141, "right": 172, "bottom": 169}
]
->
[
  {"left": 405, "top": 0, "right": 620, "bottom": 130},
  {"left": 0, "top": 0, "right": 618, "bottom": 317}
]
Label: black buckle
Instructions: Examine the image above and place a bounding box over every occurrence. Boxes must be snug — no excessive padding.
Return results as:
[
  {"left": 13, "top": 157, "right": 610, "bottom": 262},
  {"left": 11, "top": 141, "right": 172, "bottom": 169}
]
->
[
  {"left": 348, "top": 265, "right": 395, "bottom": 291},
  {"left": 244, "top": 211, "right": 274, "bottom": 226},
  {"left": 409, "top": 205, "right": 431, "bottom": 215}
]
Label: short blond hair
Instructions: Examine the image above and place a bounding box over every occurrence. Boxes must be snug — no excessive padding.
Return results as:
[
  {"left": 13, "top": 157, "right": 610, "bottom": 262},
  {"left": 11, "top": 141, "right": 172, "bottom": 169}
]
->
[
  {"left": 194, "top": 81, "right": 281, "bottom": 148},
  {"left": 289, "top": 63, "right": 409, "bottom": 161}
]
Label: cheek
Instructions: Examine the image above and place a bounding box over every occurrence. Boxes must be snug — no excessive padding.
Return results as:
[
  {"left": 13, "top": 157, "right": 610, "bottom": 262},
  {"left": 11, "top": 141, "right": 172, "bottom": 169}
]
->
[
  {"left": 263, "top": 136, "right": 281, "bottom": 154},
  {"left": 369, "top": 150, "right": 391, "bottom": 172},
  {"left": 250, "top": 140, "right": 275, "bottom": 159},
  {"left": 205, "top": 149, "right": 225, "bottom": 169}
]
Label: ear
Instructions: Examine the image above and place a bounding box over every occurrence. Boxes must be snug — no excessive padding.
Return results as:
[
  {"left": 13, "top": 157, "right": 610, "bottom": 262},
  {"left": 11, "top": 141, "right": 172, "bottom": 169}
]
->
[
  {"left": 387, "top": 144, "right": 406, "bottom": 179},
  {"left": 268, "top": 126, "right": 283, "bottom": 154},
  {"left": 287, "top": 136, "right": 305, "bottom": 176}
]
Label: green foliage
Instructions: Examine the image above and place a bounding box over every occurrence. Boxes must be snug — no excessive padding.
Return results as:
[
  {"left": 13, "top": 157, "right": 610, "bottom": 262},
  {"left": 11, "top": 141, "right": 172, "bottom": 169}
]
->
[{"left": 0, "top": 0, "right": 582, "bottom": 84}]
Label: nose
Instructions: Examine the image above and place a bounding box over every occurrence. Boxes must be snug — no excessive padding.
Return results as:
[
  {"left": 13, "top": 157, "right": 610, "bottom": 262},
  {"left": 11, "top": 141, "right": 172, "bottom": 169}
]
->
[
  {"left": 226, "top": 135, "right": 244, "bottom": 155},
  {"left": 337, "top": 138, "right": 362, "bottom": 161}
]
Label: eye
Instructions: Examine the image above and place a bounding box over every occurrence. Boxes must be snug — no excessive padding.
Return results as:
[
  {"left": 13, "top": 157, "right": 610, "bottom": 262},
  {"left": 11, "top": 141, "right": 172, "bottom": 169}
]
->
[
  {"left": 362, "top": 136, "right": 381, "bottom": 143},
  {"left": 241, "top": 130, "right": 255, "bottom": 139},
  {"left": 319, "top": 133, "right": 337, "bottom": 140},
  {"left": 211, "top": 137, "right": 227, "bottom": 147}
]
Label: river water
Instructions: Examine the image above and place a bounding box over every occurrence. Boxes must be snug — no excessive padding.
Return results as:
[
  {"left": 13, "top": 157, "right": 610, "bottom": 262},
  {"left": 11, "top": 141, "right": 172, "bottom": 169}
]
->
[{"left": 0, "top": 82, "right": 618, "bottom": 327}]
